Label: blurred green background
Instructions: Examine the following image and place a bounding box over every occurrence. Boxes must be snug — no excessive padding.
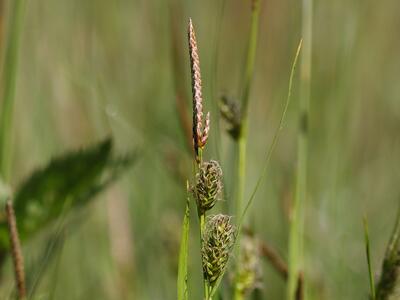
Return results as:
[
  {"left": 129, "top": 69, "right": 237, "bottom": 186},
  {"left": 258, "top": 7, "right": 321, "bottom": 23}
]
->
[{"left": 0, "top": 0, "right": 400, "bottom": 299}]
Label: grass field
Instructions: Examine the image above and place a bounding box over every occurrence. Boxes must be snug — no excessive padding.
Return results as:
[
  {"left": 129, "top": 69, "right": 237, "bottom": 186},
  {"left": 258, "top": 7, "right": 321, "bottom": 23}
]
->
[{"left": 0, "top": 0, "right": 399, "bottom": 299}]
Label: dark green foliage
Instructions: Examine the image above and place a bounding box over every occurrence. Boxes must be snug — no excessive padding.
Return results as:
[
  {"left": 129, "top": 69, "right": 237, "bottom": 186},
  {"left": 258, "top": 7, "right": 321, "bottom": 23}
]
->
[
  {"left": 0, "top": 138, "right": 135, "bottom": 250},
  {"left": 376, "top": 206, "right": 400, "bottom": 300}
]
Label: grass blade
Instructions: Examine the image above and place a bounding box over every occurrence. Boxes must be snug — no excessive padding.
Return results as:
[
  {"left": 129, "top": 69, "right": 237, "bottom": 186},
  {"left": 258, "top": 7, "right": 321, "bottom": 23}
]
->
[
  {"left": 177, "top": 181, "right": 191, "bottom": 300},
  {"left": 0, "top": 0, "right": 27, "bottom": 180},
  {"left": 363, "top": 216, "right": 376, "bottom": 300},
  {"left": 287, "top": 1, "right": 313, "bottom": 298},
  {"left": 237, "top": 39, "right": 303, "bottom": 231}
]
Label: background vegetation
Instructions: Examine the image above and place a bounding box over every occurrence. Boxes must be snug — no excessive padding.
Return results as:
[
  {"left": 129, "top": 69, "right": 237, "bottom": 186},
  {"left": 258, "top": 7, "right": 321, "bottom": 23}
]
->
[{"left": 0, "top": 0, "right": 399, "bottom": 299}]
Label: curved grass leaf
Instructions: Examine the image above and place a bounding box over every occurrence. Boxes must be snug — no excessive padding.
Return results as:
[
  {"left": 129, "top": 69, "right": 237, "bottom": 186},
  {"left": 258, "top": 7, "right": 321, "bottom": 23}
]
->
[{"left": 237, "top": 39, "right": 303, "bottom": 232}]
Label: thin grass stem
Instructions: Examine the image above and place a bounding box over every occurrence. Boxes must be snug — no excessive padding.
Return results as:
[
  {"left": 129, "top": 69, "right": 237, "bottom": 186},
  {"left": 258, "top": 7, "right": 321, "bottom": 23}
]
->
[
  {"left": 363, "top": 216, "right": 376, "bottom": 300},
  {"left": 237, "top": 40, "right": 303, "bottom": 233},
  {"left": 234, "top": 2, "right": 261, "bottom": 297},
  {"left": 287, "top": 1, "right": 312, "bottom": 299}
]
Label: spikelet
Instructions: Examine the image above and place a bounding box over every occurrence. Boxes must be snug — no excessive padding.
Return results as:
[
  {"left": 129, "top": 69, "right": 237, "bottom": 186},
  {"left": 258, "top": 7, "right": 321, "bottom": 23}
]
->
[
  {"left": 202, "top": 214, "right": 236, "bottom": 287},
  {"left": 193, "top": 160, "right": 223, "bottom": 214},
  {"left": 188, "top": 18, "right": 210, "bottom": 156},
  {"left": 219, "top": 95, "right": 241, "bottom": 140}
]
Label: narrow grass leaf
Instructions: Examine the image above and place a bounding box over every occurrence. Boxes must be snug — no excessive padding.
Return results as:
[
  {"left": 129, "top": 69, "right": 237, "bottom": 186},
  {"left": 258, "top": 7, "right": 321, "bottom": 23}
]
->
[
  {"left": 363, "top": 216, "right": 376, "bottom": 300},
  {"left": 0, "top": 0, "right": 27, "bottom": 180},
  {"left": 177, "top": 181, "right": 191, "bottom": 300}
]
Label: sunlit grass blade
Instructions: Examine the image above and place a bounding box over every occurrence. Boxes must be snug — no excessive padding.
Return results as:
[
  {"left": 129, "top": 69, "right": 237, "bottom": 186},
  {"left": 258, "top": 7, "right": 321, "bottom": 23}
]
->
[
  {"left": 363, "top": 216, "right": 376, "bottom": 300},
  {"left": 0, "top": 0, "right": 27, "bottom": 181},
  {"left": 177, "top": 181, "right": 191, "bottom": 300},
  {"left": 236, "top": 39, "right": 303, "bottom": 231}
]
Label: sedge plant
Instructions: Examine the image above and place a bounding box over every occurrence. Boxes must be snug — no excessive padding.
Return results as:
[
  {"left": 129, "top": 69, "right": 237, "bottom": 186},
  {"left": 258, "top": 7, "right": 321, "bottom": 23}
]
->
[{"left": 177, "top": 19, "right": 237, "bottom": 300}]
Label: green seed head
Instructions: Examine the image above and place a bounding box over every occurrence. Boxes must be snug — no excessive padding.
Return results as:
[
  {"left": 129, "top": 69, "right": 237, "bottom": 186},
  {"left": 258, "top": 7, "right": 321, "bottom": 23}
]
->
[
  {"left": 202, "top": 214, "right": 236, "bottom": 287},
  {"left": 194, "top": 160, "right": 223, "bottom": 214}
]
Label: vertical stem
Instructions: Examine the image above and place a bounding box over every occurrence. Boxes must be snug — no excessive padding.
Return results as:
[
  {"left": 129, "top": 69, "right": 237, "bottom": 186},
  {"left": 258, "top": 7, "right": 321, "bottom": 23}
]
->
[
  {"left": 199, "top": 213, "right": 209, "bottom": 300},
  {"left": 287, "top": 1, "right": 312, "bottom": 300},
  {"left": 234, "top": 1, "right": 261, "bottom": 299},
  {"left": 0, "top": 0, "right": 26, "bottom": 181},
  {"left": 5, "top": 199, "right": 26, "bottom": 299},
  {"left": 196, "top": 148, "right": 210, "bottom": 300}
]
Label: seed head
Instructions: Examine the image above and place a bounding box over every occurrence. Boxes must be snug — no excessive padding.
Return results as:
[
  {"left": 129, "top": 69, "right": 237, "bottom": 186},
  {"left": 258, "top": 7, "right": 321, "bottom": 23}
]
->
[
  {"left": 202, "top": 214, "right": 236, "bottom": 287},
  {"left": 219, "top": 95, "right": 241, "bottom": 140},
  {"left": 188, "top": 18, "right": 210, "bottom": 156},
  {"left": 193, "top": 160, "right": 223, "bottom": 214}
]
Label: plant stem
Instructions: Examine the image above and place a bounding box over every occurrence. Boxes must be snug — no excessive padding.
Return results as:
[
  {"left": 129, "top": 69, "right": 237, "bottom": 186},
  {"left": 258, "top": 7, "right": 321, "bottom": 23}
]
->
[
  {"left": 195, "top": 148, "right": 210, "bottom": 300},
  {"left": 0, "top": 0, "right": 26, "bottom": 181},
  {"left": 234, "top": 1, "right": 261, "bottom": 299},
  {"left": 199, "top": 212, "right": 210, "bottom": 300},
  {"left": 236, "top": 0, "right": 261, "bottom": 220},
  {"left": 5, "top": 199, "right": 26, "bottom": 299},
  {"left": 287, "top": 1, "right": 312, "bottom": 299}
]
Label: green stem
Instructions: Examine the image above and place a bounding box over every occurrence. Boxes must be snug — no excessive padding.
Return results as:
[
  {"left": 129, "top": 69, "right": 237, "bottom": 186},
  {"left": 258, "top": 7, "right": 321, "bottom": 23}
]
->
[
  {"left": 196, "top": 147, "right": 209, "bottom": 299},
  {"left": 234, "top": 287, "right": 244, "bottom": 300},
  {"left": 199, "top": 212, "right": 209, "bottom": 300},
  {"left": 0, "top": 0, "right": 26, "bottom": 181},
  {"left": 287, "top": 0, "right": 312, "bottom": 299},
  {"left": 235, "top": 0, "right": 261, "bottom": 235},
  {"left": 234, "top": 1, "right": 261, "bottom": 298},
  {"left": 240, "top": 0, "right": 261, "bottom": 116}
]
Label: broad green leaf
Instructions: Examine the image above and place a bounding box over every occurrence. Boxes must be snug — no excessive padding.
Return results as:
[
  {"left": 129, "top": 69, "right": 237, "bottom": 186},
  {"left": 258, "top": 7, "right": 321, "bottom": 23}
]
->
[
  {"left": 0, "top": 138, "right": 135, "bottom": 249},
  {"left": 177, "top": 182, "right": 190, "bottom": 300}
]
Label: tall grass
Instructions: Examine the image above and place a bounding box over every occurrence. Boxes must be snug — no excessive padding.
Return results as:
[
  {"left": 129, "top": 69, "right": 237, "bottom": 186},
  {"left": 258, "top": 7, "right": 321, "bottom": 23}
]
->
[{"left": 0, "top": 1, "right": 399, "bottom": 299}]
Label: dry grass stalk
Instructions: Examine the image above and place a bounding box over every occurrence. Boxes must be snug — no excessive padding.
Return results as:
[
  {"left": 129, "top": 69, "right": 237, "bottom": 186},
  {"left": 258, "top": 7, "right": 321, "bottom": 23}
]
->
[
  {"left": 259, "top": 239, "right": 303, "bottom": 300},
  {"left": 5, "top": 199, "right": 26, "bottom": 299}
]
